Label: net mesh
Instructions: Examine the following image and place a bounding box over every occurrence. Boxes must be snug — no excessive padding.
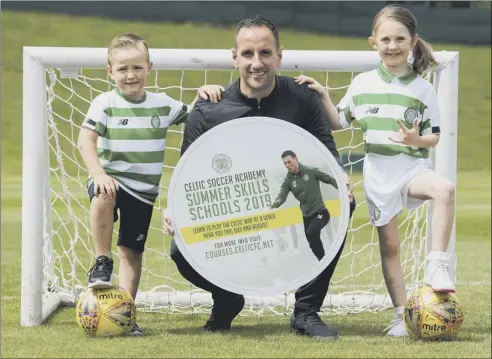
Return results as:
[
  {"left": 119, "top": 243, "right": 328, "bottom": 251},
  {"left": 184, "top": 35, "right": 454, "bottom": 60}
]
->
[{"left": 43, "top": 66, "right": 430, "bottom": 316}]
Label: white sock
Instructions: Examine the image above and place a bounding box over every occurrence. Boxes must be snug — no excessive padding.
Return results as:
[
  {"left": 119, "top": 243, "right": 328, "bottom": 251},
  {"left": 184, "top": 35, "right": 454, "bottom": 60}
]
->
[
  {"left": 394, "top": 306, "right": 404, "bottom": 316},
  {"left": 427, "top": 251, "right": 450, "bottom": 262}
]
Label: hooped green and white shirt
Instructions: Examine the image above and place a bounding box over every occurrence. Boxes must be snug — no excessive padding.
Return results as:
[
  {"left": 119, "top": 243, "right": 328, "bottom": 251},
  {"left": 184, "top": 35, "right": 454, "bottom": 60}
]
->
[
  {"left": 337, "top": 63, "right": 441, "bottom": 159},
  {"left": 83, "top": 89, "right": 189, "bottom": 204}
]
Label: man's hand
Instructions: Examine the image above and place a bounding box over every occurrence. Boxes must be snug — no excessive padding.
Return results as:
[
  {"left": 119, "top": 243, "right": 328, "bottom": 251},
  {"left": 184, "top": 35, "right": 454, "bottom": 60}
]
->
[
  {"left": 197, "top": 85, "right": 225, "bottom": 104},
  {"left": 389, "top": 120, "right": 421, "bottom": 146},
  {"left": 344, "top": 172, "right": 353, "bottom": 202},
  {"left": 93, "top": 173, "right": 118, "bottom": 199},
  {"left": 162, "top": 208, "right": 175, "bottom": 236},
  {"left": 270, "top": 200, "right": 280, "bottom": 209}
]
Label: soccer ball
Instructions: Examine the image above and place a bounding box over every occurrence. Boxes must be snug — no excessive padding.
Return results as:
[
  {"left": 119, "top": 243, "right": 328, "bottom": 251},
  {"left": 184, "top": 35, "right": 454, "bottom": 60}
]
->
[
  {"left": 75, "top": 286, "right": 136, "bottom": 337},
  {"left": 404, "top": 285, "right": 464, "bottom": 341}
]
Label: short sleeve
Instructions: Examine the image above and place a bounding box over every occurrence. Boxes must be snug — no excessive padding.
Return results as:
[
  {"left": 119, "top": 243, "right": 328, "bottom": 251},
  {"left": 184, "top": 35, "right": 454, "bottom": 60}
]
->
[
  {"left": 180, "top": 104, "right": 207, "bottom": 155},
  {"left": 421, "top": 87, "right": 441, "bottom": 135},
  {"left": 168, "top": 98, "right": 190, "bottom": 126},
  {"left": 82, "top": 94, "right": 108, "bottom": 136},
  {"left": 336, "top": 82, "right": 357, "bottom": 129}
]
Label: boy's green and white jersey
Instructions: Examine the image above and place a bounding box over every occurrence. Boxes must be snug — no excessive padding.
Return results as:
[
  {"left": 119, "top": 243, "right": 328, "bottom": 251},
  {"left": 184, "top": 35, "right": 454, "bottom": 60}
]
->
[
  {"left": 82, "top": 89, "right": 190, "bottom": 204},
  {"left": 337, "top": 63, "right": 440, "bottom": 159}
]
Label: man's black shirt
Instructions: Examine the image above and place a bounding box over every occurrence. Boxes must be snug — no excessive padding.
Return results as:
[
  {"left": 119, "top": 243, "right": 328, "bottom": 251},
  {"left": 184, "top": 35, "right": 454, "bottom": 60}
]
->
[{"left": 181, "top": 76, "right": 340, "bottom": 163}]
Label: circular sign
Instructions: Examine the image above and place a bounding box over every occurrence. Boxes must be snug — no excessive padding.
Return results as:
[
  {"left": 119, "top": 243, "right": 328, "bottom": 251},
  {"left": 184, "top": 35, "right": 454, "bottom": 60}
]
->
[{"left": 168, "top": 117, "right": 350, "bottom": 296}]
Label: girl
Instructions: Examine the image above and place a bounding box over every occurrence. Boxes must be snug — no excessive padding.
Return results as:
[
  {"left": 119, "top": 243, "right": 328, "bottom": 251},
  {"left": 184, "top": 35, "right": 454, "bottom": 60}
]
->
[{"left": 295, "top": 5, "right": 456, "bottom": 337}]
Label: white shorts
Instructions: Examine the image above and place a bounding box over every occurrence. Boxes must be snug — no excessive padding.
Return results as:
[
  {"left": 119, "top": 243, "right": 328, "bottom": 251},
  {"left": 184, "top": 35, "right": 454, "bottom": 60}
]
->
[{"left": 363, "top": 153, "right": 432, "bottom": 227}]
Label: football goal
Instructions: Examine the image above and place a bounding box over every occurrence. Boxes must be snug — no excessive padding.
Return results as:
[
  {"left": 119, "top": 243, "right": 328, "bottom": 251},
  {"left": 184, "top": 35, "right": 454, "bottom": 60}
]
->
[{"left": 21, "top": 47, "right": 458, "bottom": 326}]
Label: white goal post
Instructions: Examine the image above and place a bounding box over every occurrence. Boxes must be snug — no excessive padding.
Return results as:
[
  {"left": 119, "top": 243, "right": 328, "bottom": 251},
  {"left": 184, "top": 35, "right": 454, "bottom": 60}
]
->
[{"left": 21, "top": 47, "right": 459, "bottom": 327}]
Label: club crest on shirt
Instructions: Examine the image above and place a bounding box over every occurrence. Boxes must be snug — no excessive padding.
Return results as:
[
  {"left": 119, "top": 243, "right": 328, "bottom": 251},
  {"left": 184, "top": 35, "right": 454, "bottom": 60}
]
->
[
  {"left": 292, "top": 180, "right": 297, "bottom": 188},
  {"left": 151, "top": 115, "right": 161, "bottom": 129},
  {"left": 303, "top": 174, "right": 310, "bottom": 181},
  {"left": 403, "top": 108, "right": 419, "bottom": 123}
]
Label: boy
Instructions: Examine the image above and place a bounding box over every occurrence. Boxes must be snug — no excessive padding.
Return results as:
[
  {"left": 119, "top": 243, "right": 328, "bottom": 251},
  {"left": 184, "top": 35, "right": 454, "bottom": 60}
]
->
[{"left": 77, "top": 33, "right": 222, "bottom": 336}]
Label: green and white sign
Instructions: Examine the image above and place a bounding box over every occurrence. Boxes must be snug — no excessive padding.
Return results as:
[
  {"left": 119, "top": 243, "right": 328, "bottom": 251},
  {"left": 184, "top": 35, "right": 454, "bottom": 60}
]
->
[{"left": 168, "top": 117, "right": 350, "bottom": 295}]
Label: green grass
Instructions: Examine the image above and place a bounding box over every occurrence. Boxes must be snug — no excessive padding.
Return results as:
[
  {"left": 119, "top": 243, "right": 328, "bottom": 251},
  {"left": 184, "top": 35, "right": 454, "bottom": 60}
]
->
[
  {"left": 2, "top": 171, "right": 490, "bottom": 358},
  {"left": 1, "top": 10, "right": 491, "bottom": 358}
]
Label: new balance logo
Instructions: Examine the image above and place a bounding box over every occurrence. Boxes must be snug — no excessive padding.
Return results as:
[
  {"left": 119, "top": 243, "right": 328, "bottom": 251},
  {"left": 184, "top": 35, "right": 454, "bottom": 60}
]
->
[
  {"left": 118, "top": 119, "right": 129, "bottom": 125},
  {"left": 365, "top": 107, "right": 379, "bottom": 114},
  {"left": 317, "top": 214, "right": 323, "bottom": 219}
]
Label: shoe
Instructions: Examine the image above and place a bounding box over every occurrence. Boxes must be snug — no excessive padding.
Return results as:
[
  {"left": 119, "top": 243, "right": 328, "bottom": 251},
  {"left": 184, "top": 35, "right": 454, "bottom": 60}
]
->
[
  {"left": 290, "top": 308, "right": 338, "bottom": 340},
  {"left": 202, "top": 322, "right": 231, "bottom": 332},
  {"left": 202, "top": 295, "right": 245, "bottom": 332},
  {"left": 87, "top": 255, "right": 114, "bottom": 288},
  {"left": 428, "top": 264, "right": 456, "bottom": 293},
  {"left": 383, "top": 312, "right": 409, "bottom": 337},
  {"left": 425, "top": 251, "right": 455, "bottom": 293},
  {"left": 129, "top": 323, "right": 143, "bottom": 336}
]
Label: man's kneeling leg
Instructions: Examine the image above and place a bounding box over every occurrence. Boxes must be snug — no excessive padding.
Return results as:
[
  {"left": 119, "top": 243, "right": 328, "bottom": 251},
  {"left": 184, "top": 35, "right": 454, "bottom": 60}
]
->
[{"left": 291, "top": 198, "right": 357, "bottom": 340}]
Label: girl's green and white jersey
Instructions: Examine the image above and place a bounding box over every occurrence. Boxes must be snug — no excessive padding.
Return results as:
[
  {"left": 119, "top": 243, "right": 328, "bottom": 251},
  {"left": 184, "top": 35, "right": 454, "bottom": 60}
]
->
[
  {"left": 82, "top": 89, "right": 190, "bottom": 204},
  {"left": 337, "top": 63, "right": 440, "bottom": 159}
]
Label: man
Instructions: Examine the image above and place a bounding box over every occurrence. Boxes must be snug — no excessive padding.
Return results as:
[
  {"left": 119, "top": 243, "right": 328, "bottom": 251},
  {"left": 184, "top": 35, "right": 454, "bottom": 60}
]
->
[
  {"left": 271, "top": 150, "right": 339, "bottom": 261},
  {"left": 163, "top": 15, "right": 356, "bottom": 340}
]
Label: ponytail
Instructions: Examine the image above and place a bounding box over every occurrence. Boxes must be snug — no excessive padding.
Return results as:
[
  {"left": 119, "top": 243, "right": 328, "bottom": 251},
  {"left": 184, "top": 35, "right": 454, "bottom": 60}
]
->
[{"left": 412, "top": 36, "right": 438, "bottom": 75}]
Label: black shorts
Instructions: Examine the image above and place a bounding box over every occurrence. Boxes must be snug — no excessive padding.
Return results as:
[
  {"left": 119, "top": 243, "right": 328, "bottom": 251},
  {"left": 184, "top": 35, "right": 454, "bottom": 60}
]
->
[{"left": 88, "top": 182, "right": 154, "bottom": 253}]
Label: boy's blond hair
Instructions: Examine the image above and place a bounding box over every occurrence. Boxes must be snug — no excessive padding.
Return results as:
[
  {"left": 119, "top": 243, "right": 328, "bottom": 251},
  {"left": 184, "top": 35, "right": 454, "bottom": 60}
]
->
[{"left": 107, "top": 33, "right": 150, "bottom": 66}]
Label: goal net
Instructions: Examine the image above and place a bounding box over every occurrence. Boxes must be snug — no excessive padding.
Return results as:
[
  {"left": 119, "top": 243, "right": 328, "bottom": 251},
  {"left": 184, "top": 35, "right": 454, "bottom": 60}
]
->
[{"left": 21, "top": 48, "right": 459, "bottom": 326}]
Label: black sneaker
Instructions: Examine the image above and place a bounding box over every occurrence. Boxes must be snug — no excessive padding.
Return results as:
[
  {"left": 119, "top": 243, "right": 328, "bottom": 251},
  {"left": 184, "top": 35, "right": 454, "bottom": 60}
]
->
[
  {"left": 202, "top": 295, "right": 245, "bottom": 332},
  {"left": 129, "top": 323, "right": 143, "bottom": 336},
  {"left": 87, "top": 255, "right": 114, "bottom": 288},
  {"left": 290, "top": 308, "right": 338, "bottom": 340}
]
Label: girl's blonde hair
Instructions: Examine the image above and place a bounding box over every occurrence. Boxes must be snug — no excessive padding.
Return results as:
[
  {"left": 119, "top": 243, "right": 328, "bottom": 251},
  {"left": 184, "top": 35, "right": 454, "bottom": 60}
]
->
[
  {"left": 372, "top": 5, "right": 438, "bottom": 75},
  {"left": 107, "top": 33, "right": 150, "bottom": 66}
]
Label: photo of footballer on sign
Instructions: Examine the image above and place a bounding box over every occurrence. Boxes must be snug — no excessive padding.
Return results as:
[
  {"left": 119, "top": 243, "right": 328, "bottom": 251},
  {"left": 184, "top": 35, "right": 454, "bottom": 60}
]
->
[{"left": 168, "top": 117, "right": 350, "bottom": 296}]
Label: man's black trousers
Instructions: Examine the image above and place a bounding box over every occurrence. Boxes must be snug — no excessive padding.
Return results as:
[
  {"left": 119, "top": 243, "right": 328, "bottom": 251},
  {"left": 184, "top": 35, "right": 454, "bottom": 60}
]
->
[
  {"left": 303, "top": 207, "right": 330, "bottom": 261},
  {"left": 170, "top": 198, "right": 356, "bottom": 312}
]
